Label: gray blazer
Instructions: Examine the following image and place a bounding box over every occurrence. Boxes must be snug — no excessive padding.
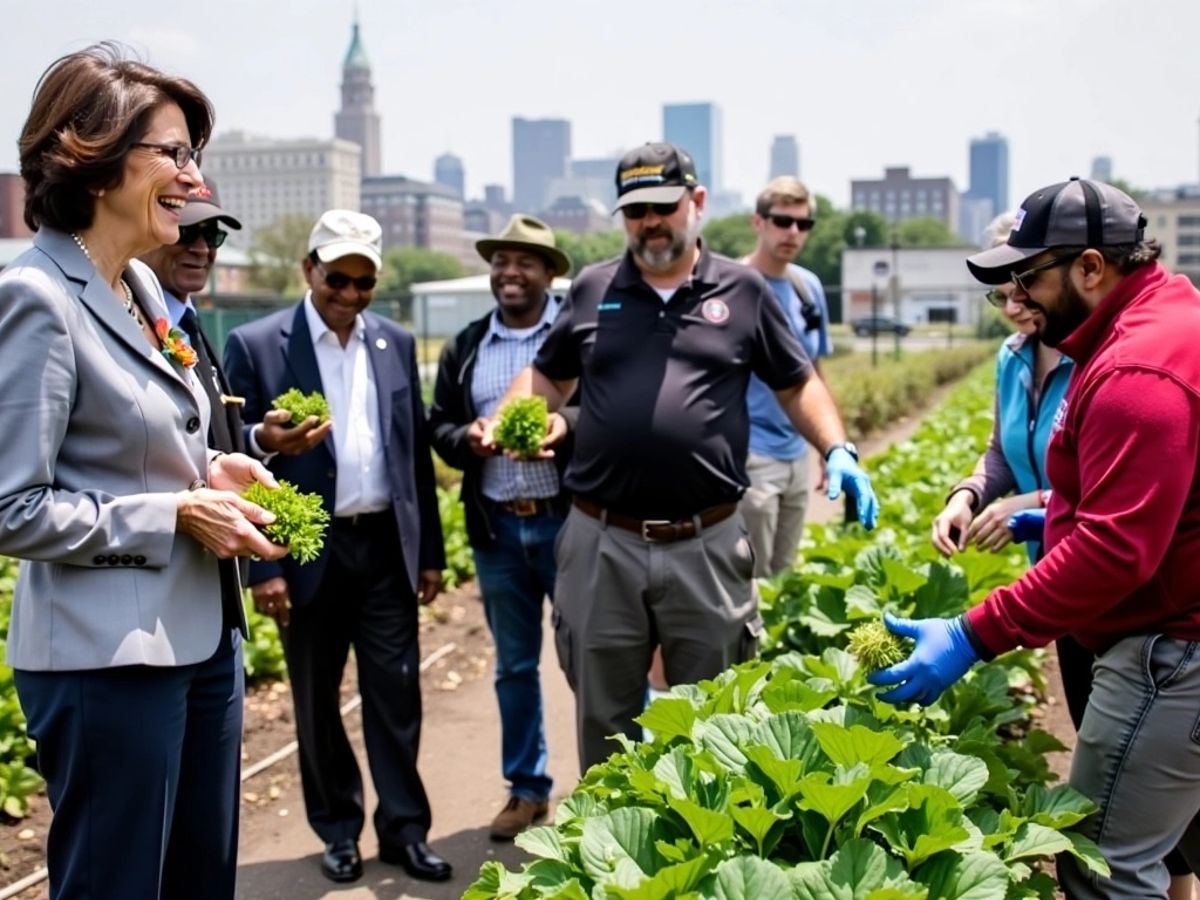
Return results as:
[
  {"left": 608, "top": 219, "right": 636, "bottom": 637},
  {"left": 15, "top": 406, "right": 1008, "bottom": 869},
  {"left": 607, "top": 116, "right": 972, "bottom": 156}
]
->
[{"left": 0, "top": 229, "right": 223, "bottom": 671}]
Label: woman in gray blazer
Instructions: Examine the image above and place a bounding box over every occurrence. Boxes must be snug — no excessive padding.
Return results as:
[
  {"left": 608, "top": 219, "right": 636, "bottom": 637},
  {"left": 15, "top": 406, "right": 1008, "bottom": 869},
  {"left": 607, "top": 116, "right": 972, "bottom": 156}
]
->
[{"left": 0, "top": 46, "right": 288, "bottom": 900}]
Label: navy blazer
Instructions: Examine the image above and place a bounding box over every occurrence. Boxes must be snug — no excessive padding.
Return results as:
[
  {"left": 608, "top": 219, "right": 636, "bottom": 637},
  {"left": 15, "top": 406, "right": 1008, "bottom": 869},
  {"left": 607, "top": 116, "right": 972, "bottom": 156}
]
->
[{"left": 223, "top": 302, "right": 445, "bottom": 605}]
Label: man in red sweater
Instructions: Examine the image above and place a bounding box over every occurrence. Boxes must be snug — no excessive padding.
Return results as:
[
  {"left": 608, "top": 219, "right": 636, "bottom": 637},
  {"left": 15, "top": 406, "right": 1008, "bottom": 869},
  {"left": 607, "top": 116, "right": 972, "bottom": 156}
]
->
[{"left": 872, "top": 178, "right": 1200, "bottom": 898}]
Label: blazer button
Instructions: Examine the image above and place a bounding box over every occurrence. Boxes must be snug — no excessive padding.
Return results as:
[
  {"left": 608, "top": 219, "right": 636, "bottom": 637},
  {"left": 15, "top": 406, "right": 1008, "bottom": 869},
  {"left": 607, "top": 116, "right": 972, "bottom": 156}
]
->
[
  {"left": 327, "top": 469, "right": 335, "bottom": 479},
  {"left": 120, "top": 555, "right": 133, "bottom": 566},
  {"left": 107, "top": 554, "right": 120, "bottom": 566},
  {"left": 186, "top": 417, "right": 200, "bottom": 434},
  {"left": 134, "top": 555, "right": 147, "bottom": 566},
  {"left": 189, "top": 479, "right": 207, "bottom": 491},
  {"left": 93, "top": 554, "right": 106, "bottom": 566}
]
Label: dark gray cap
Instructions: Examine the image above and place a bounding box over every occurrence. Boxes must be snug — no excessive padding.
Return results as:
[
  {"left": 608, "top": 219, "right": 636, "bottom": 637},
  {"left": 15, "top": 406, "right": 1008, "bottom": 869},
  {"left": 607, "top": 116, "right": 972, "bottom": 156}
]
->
[
  {"left": 181, "top": 177, "right": 242, "bottom": 230},
  {"left": 966, "top": 177, "right": 1145, "bottom": 285}
]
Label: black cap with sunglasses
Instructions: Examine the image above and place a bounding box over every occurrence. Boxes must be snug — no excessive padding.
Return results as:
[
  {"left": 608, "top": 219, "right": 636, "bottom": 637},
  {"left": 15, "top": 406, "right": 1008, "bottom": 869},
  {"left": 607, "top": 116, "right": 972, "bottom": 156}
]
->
[
  {"left": 612, "top": 142, "right": 699, "bottom": 217},
  {"left": 174, "top": 179, "right": 241, "bottom": 250},
  {"left": 966, "top": 177, "right": 1146, "bottom": 286}
]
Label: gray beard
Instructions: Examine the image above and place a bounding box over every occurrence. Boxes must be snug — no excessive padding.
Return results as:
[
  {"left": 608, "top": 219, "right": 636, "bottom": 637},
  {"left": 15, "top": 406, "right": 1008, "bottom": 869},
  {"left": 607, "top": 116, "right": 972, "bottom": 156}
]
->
[{"left": 631, "top": 219, "right": 698, "bottom": 272}]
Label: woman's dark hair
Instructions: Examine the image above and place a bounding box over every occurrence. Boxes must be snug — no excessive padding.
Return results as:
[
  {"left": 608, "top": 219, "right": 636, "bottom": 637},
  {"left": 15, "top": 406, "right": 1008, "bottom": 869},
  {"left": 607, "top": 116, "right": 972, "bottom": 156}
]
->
[{"left": 19, "top": 42, "right": 214, "bottom": 232}]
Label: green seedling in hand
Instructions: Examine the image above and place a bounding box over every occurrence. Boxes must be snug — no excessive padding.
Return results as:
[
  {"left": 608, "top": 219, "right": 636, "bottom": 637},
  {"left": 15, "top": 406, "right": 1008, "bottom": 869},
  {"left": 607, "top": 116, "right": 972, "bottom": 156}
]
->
[
  {"left": 271, "top": 388, "right": 331, "bottom": 426},
  {"left": 242, "top": 480, "right": 330, "bottom": 565},
  {"left": 493, "top": 396, "right": 549, "bottom": 458}
]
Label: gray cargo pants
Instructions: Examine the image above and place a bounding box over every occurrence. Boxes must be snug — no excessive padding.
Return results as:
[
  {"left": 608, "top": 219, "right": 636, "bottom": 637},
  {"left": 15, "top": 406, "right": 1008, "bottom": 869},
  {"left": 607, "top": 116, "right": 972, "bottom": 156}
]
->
[
  {"left": 551, "top": 506, "right": 762, "bottom": 772},
  {"left": 1058, "top": 634, "right": 1200, "bottom": 898}
]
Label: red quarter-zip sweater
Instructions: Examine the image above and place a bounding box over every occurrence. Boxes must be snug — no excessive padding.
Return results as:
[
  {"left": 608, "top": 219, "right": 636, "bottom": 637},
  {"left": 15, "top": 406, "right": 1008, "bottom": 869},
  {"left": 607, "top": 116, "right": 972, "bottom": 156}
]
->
[{"left": 967, "top": 262, "right": 1200, "bottom": 655}]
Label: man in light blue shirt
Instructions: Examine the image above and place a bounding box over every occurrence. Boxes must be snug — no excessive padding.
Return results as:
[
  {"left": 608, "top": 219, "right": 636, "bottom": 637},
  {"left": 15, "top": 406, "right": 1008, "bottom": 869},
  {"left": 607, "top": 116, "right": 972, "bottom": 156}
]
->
[{"left": 740, "top": 176, "right": 833, "bottom": 575}]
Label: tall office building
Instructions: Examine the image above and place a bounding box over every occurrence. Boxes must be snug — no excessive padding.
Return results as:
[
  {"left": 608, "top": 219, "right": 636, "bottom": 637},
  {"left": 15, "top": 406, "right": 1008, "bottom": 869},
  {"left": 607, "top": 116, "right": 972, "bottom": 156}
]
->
[
  {"left": 202, "top": 133, "right": 362, "bottom": 248},
  {"left": 1091, "top": 156, "right": 1114, "bottom": 182},
  {"left": 434, "top": 153, "right": 465, "bottom": 199},
  {"left": 663, "top": 102, "right": 723, "bottom": 191},
  {"left": 512, "top": 117, "right": 571, "bottom": 212},
  {"left": 360, "top": 176, "right": 465, "bottom": 259},
  {"left": 769, "top": 135, "right": 800, "bottom": 179},
  {"left": 850, "top": 166, "right": 959, "bottom": 232},
  {"left": 334, "top": 19, "right": 382, "bottom": 177},
  {"left": 968, "top": 131, "right": 1008, "bottom": 217}
]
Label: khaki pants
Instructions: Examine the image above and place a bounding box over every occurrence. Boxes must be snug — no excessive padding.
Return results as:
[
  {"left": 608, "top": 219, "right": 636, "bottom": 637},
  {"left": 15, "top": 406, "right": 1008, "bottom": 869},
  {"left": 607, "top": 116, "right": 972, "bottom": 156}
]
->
[
  {"left": 551, "top": 507, "right": 761, "bottom": 772},
  {"left": 739, "top": 452, "right": 811, "bottom": 577}
]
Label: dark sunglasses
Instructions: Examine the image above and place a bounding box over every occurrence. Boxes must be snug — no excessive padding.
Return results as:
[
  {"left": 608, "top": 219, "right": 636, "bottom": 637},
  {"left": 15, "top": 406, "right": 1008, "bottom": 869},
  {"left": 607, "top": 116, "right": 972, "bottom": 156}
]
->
[
  {"left": 316, "top": 261, "right": 377, "bottom": 292},
  {"left": 133, "top": 142, "right": 202, "bottom": 169},
  {"left": 177, "top": 223, "right": 227, "bottom": 249},
  {"left": 765, "top": 213, "right": 815, "bottom": 232},
  {"left": 621, "top": 198, "right": 683, "bottom": 220},
  {"left": 1011, "top": 250, "right": 1084, "bottom": 294}
]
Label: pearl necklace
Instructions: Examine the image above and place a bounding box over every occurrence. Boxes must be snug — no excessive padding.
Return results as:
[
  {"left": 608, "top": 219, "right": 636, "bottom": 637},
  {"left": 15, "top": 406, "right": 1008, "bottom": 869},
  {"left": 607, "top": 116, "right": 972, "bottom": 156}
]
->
[{"left": 71, "top": 233, "right": 144, "bottom": 328}]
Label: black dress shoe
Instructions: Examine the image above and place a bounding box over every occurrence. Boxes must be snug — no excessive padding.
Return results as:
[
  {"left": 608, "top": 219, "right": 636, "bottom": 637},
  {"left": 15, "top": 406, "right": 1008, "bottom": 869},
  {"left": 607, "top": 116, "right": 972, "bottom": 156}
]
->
[
  {"left": 321, "top": 838, "right": 363, "bottom": 883},
  {"left": 379, "top": 841, "right": 452, "bottom": 882}
]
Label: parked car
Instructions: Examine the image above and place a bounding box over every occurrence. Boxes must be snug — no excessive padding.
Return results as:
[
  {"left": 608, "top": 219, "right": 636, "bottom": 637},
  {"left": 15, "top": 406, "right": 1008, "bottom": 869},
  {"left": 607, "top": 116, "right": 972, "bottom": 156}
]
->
[{"left": 851, "top": 315, "right": 911, "bottom": 337}]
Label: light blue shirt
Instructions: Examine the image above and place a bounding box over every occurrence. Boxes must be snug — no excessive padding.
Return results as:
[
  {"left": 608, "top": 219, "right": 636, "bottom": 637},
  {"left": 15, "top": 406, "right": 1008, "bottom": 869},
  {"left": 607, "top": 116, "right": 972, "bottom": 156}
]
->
[
  {"left": 163, "top": 289, "right": 191, "bottom": 327},
  {"left": 746, "top": 265, "right": 831, "bottom": 460}
]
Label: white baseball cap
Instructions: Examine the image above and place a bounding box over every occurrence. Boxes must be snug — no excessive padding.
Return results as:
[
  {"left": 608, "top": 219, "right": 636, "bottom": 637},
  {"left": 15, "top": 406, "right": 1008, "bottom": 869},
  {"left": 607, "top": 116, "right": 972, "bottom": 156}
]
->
[{"left": 308, "top": 209, "right": 383, "bottom": 270}]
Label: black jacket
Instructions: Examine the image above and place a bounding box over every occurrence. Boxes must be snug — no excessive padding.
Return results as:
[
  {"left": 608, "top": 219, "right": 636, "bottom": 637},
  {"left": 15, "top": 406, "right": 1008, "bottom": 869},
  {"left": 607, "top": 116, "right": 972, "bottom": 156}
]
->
[{"left": 428, "top": 307, "right": 576, "bottom": 548}]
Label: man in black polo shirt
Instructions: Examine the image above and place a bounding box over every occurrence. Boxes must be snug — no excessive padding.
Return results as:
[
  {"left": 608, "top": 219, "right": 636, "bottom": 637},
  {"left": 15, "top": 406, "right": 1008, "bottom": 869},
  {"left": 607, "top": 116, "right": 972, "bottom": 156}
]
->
[{"left": 485, "top": 142, "right": 878, "bottom": 770}]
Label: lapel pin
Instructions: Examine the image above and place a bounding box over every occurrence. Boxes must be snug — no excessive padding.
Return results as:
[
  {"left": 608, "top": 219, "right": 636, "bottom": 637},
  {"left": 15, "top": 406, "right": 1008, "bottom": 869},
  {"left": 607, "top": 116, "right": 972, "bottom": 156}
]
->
[
  {"left": 375, "top": 337, "right": 387, "bottom": 350},
  {"left": 220, "top": 394, "right": 246, "bottom": 406}
]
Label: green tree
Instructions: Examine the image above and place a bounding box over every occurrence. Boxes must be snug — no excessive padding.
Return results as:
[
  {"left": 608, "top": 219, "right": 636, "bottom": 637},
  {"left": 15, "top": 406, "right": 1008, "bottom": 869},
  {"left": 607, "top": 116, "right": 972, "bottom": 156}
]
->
[
  {"left": 893, "top": 216, "right": 966, "bottom": 248},
  {"left": 553, "top": 230, "right": 625, "bottom": 272},
  {"left": 247, "top": 214, "right": 313, "bottom": 295},
  {"left": 376, "top": 247, "right": 465, "bottom": 309},
  {"left": 702, "top": 214, "right": 755, "bottom": 258}
]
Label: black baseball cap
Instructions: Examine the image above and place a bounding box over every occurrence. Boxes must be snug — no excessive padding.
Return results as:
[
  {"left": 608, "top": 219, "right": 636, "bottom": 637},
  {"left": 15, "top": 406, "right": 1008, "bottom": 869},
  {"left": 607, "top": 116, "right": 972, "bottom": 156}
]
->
[
  {"left": 181, "top": 177, "right": 242, "bottom": 230},
  {"left": 612, "top": 142, "right": 699, "bottom": 212},
  {"left": 966, "top": 177, "right": 1145, "bottom": 285}
]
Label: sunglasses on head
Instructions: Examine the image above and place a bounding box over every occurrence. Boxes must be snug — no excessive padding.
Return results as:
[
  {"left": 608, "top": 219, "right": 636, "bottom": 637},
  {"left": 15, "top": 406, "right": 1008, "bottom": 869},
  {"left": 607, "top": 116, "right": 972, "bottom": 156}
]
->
[
  {"left": 316, "top": 260, "right": 377, "bottom": 292},
  {"left": 177, "top": 223, "right": 227, "bottom": 249},
  {"left": 764, "top": 213, "right": 815, "bottom": 232}
]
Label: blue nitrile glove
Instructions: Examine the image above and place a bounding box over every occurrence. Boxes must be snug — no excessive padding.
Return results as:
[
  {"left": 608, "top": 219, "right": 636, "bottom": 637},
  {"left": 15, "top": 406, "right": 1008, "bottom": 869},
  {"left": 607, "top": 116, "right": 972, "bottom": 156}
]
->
[
  {"left": 867, "top": 612, "right": 980, "bottom": 706},
  {"left": 1007, "top": 508, "right": 1046, "bottom": 545},
  {"left": 826, "top": 447, "right": 879, "bottom": 530}
]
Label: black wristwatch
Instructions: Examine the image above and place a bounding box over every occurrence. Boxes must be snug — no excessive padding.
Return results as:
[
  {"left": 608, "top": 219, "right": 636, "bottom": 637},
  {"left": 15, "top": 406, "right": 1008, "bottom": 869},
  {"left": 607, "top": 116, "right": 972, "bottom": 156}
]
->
[{"left": 824, "top": 441, "right": 859, "bottom": 462}]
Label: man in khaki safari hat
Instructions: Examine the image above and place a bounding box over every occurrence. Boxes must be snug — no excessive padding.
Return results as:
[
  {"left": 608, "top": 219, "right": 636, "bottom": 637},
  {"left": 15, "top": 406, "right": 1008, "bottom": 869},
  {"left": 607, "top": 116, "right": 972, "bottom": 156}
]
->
[{"left": 429, "top": 214, "right": 577, "bottom": 839}]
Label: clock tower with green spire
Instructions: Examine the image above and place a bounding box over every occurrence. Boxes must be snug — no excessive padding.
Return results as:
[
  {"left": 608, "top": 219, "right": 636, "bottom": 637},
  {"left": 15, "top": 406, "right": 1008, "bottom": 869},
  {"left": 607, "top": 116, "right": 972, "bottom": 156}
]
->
[{"left": 335, "top": 16, "right": 381, "bottom": 176}]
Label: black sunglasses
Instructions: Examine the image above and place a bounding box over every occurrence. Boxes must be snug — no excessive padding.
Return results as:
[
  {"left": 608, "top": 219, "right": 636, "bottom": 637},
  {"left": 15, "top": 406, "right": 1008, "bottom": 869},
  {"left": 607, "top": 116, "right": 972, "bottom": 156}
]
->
[
  {"left": 133, "top": 142, "right": 202, "bottom": 169},
  {"left": 1011, "top": 250, "right": 1085, "bottom": 294},
  {"left": 621, "top": 198, "right": 684, "bottom": 220},
  {"left": 177, "top": 223, "right": 227, "bottom": 249},
  {"left": 765, "top": 213, "right": 815, "bottom": 232},
  {"left": 316, "top": 261, "right": 377, "bottom": 292}
]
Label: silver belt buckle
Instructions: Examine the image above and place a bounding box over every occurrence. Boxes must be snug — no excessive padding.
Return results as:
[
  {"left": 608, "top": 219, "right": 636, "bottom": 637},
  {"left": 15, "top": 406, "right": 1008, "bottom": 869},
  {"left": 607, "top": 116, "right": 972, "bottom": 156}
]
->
[{"left": 640, "top": 519, "right": 672, "bottom": 542}]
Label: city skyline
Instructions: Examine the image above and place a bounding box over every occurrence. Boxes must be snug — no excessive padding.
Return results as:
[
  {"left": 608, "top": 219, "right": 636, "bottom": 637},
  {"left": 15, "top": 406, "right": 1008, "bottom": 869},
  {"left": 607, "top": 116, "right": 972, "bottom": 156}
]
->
[{"left": 3, "top": 0, "right": 1200, "bottom": 212}]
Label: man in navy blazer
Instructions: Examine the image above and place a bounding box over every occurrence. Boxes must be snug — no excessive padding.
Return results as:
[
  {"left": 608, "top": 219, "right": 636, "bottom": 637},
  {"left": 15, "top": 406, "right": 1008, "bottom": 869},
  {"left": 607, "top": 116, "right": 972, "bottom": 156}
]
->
[{"left": 223, "top": 210, "right": 450, "bottom": 884}]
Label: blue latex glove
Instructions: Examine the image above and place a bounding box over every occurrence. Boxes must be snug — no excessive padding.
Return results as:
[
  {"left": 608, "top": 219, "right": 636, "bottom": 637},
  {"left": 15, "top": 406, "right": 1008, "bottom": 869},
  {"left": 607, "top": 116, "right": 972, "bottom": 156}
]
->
[
  {"left": 1007, "top": 508, "right": 1046, "bottom": 545},
  {"left": 867, "top": 612, "right": 979, "bottom": 706},
  {"left": 826, "top": 447, "right": 879, "bottom": 530}
]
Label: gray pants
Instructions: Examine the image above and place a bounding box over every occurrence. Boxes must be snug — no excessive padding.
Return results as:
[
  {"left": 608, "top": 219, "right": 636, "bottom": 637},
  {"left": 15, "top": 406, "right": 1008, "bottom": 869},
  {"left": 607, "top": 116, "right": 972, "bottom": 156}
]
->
[
  {"left": 551, "top": 506, "right": 761, "bottom": 772},
  {"left": 1059, "top": 634, "right": 1200, "bottom": 898},
  {"left": 739, "top": 452, "right": 811, "bottom": 577}
]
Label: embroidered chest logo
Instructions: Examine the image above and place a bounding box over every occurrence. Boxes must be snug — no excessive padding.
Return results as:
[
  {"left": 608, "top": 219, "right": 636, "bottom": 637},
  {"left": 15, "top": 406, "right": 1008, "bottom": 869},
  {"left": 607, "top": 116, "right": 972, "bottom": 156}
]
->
[
  {"left": 700, "top": 299, "right": 729, "bottom": 324},
  {"left": 1051, "top": 397, "right": 1069, "bottom": 435}
]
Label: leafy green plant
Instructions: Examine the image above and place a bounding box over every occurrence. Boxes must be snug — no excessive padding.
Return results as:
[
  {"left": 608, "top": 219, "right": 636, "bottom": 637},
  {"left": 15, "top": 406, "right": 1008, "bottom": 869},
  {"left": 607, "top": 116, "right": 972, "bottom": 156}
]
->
[
  {"left": 271, "top": 387, "right": 331, "bottom": 426},
  {"left": 0, "top": 557, "right": 43, "bottom": 819},
  {"left": 493, "top": 397, "right": 549, "bottom": 458},
  {"left": 438, "top": 484, "right": 475, "bottom": 590},
  {"left": 243, "top": 480, "right": 330, "bottom": 564},
  {"left": 242, "top": 594, "right": 287, "bottom": 681}
]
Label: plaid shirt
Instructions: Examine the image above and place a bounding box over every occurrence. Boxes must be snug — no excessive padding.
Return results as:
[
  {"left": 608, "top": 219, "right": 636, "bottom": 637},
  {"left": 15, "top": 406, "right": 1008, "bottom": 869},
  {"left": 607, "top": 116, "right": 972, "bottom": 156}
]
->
[{"left": 472, "top": 297, "right": 561, "bottom": 501}]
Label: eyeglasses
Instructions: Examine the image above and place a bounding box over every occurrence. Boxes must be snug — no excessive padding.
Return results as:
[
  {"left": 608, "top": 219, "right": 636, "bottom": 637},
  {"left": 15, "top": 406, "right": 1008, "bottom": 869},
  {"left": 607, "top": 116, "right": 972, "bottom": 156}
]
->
[
  {"left": 984, "top": 287, "right": 1013, "bottom": 308},
  {"left": 177, "top": 223, "right": 227, "bottom": 249},
  {"left": 133, "top": 142, "right": 202, "bottom": 169},
  {"left": 764, "top": 213, "right": 815, "bottom": 232},
  {"left": 1011, "top": 250, "right": 1085, "bottom": 294},
  {"left": 621, "top": 195, "right": 687, "bottom": 220},
  {"left": 316, "top": 261, "right": 377, "bottom": 292}
]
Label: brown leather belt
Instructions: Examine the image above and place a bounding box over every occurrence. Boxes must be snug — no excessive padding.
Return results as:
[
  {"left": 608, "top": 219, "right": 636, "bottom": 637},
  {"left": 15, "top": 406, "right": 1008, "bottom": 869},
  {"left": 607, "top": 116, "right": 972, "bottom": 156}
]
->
[
  {"left": 572, "top": 496, "right": 737, "bottom": 543},
  {"left": 493, "top": 498, "right": 553, "bottom": 517}
]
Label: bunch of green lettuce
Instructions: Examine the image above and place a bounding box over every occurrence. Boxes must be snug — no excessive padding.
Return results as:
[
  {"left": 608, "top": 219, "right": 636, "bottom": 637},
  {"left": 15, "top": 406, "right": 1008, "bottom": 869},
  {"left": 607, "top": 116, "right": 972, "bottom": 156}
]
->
[
  {"left": 271, "top": 388, "right": 331, "bottom": 426},
  {"left": 493, "top": 396, "right": 549, "bottom": 458},
  {"left": 243, "top": 480, "right": 330, "bottom": 564}
]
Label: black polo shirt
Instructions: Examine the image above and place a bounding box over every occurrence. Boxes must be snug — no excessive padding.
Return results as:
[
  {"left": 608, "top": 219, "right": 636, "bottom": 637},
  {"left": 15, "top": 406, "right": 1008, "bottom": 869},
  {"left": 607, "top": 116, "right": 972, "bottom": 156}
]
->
[{"left": 534, "top": 242, "right": 813, "bottom": 519}]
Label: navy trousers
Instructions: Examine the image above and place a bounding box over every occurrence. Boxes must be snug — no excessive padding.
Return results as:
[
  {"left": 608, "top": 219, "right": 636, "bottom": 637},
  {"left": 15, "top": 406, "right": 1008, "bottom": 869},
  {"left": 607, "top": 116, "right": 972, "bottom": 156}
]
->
[{"left": 15, "top": 628, "right": 243, "bottom": 900}]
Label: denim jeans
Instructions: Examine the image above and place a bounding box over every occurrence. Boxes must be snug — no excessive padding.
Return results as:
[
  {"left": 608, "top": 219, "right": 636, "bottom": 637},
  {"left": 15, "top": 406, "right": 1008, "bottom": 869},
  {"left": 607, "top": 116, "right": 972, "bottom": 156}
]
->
[
  {"left": 472, "top": 506, "right": 562, "bottom": 802},
  {"left": 1058, "top": 634, "right": 1200, "bottom": 898}
]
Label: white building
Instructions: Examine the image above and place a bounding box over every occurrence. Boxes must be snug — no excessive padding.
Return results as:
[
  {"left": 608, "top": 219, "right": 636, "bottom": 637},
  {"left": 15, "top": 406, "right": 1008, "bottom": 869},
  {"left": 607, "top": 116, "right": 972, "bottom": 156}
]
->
[
  {"left": 841, "top": 247, "right": 981, "bottom": 326},
  {"left": 202, "top": 132, "right": 362, "bottom": 248},
  {"left": 412, "top": 274, "right": 572, "bottom": 337}
]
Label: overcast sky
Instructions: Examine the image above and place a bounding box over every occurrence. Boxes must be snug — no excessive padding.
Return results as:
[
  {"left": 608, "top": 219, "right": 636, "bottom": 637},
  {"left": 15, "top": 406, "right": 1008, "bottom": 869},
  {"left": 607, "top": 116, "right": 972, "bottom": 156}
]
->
[{"left": 4, "top": 0, "right": 1199, "bottom": 209}]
